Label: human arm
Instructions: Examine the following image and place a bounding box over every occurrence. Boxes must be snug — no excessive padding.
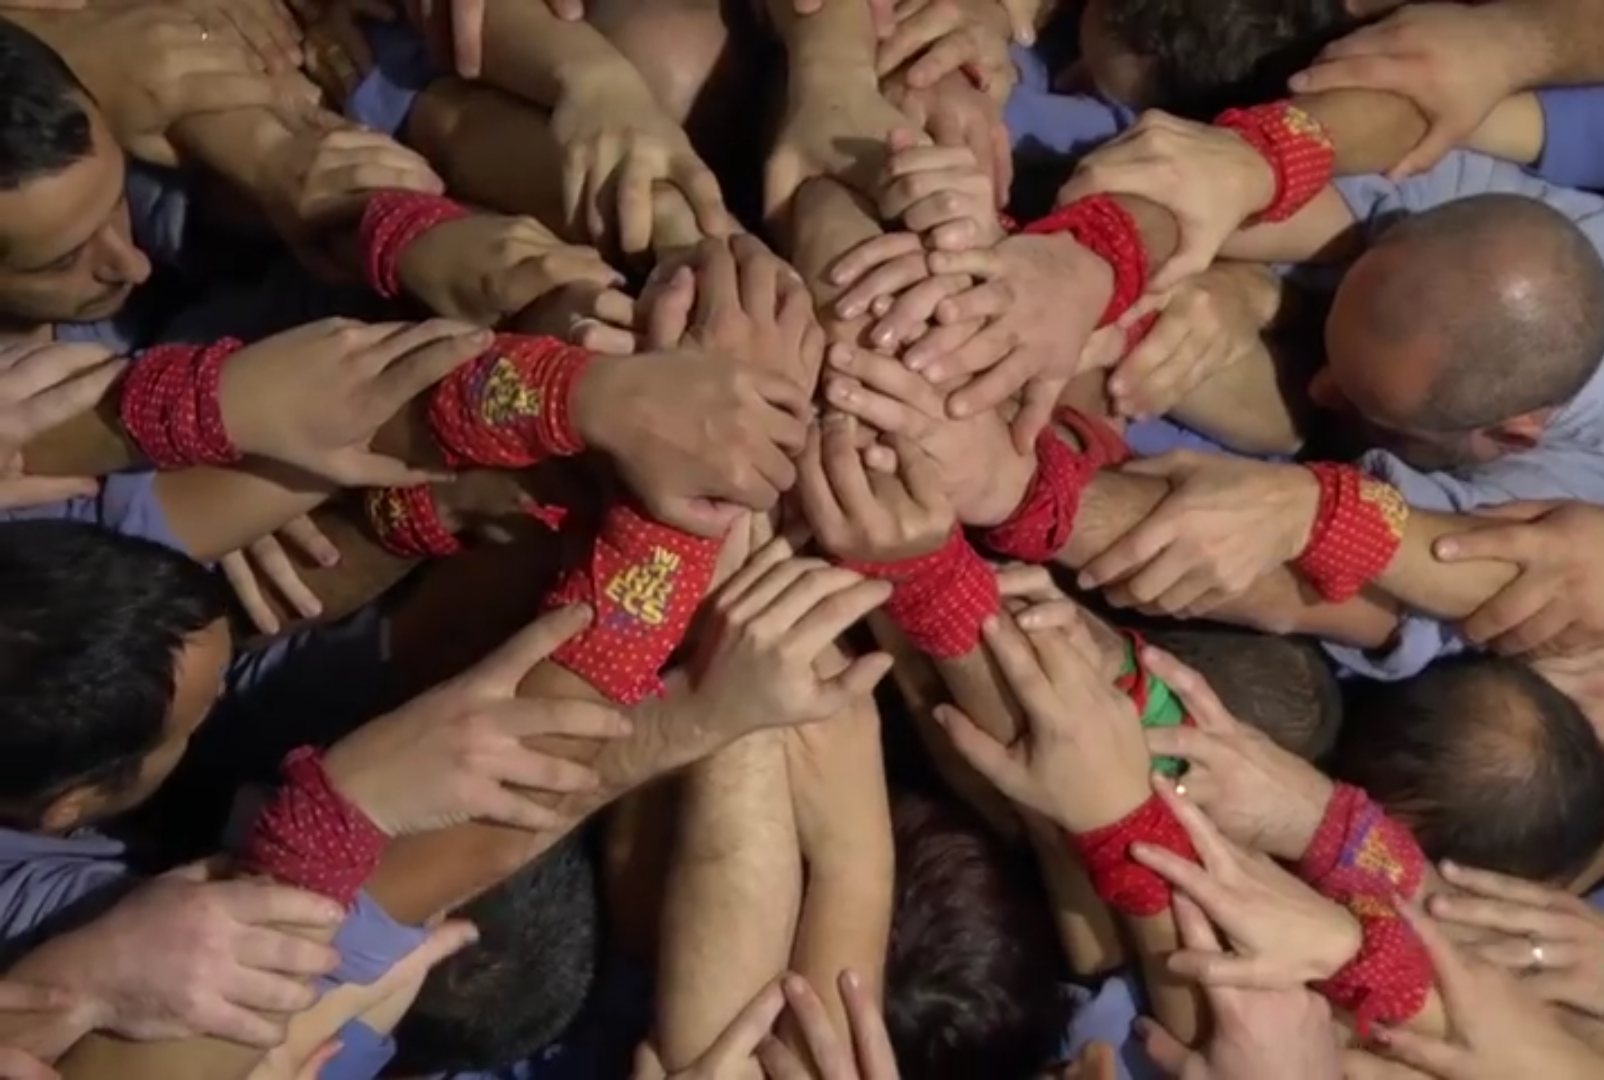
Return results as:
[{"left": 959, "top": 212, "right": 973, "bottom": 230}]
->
[{"left": 654, "top": 730, "right": 803, "bottom": 1070}]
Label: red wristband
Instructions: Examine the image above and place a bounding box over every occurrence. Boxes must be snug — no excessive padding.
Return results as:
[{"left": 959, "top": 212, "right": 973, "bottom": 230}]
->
[
  {"left": 1292, "top": 463, "right": 1408, "bottom": 602},
  {"left": 983, "top": 422, "right": 1110, "bottom": 562},
  {"left": 842, "top": 527, "right": 999, "bottom": 659},
  {"left": 1212, "top": 102, "right": 1335, "bottom": 225},
  {"left": 1067, "top": 793, "right": 1198, "bottom": 917},
  {"left": 358, "top": 189, "right": 472, "bottom": 299},
  {"left": 1055, "top": 405, "right": 1132, "bottom": 467},
  {"left": 1021, "top": 195, "right": 1148, "bottom": 326},
  {"left": 1296, "top": 783, "right": 1426, "bottom": 900},
  {"left": 544, "top": 502, "right": 720, "bottom": 704},
  {"left": 365, "top": 484, "right": 463, "bottom": 558},
  {"left": 119, "top": 340, "right": 245, "bottom": 469},
  {"left": 1316, "top": 906, "right": 1434, "bottom": 1035},
  {"left": 426, "top": 334, "right": 592, "bottom": 468},
  {"left": 1295, "top": 783, "right": 1433, "bottom": 1032},
  {"left": 240, "top": 747, "right": 387, "bottom": 909}
]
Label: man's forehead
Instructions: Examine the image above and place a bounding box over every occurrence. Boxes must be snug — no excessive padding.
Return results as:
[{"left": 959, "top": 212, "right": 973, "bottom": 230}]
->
[{"left": 0, "top": 111, "right": 123, "bottom": 270}]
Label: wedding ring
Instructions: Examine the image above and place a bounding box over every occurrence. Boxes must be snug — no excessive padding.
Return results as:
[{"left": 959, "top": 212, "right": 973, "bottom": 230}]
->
[
  {"left": 1529, "top": 939, "right": 1546, "bottom": 970},
  {"left": 1174, "top": 782, "right": 1188, "bottom": 797}
]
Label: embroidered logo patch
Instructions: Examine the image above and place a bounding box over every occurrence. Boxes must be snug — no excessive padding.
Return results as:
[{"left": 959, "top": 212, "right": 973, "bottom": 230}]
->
[{"left": 603, "top": 546, "right": 680, "bottom": 627}]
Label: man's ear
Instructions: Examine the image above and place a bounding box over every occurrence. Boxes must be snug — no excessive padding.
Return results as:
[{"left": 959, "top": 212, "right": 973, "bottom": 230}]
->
[
  {"left": 38, "top": 784, "right": 98, "bottom": 834},
  {"left": 1486, "top": 411, "right": 1548, "bottom": 451}
]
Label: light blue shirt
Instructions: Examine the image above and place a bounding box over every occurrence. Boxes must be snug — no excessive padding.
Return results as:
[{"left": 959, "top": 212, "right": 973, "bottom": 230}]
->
[{"left": 1324, "top": 151, "right": 1604, "bottom": 678}]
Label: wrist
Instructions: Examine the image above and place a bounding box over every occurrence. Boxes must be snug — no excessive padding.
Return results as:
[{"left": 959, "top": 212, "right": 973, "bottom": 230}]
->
[
  {"left": 1278, "top": 774, "right": 1337, "bottom": 863},
  {"left": 790, "top": 59, "right": 881, "bottom": 104},
  {"left": 965, "top": 447, "right": 1037, "bottom": 527},
  {"left": 1282, "top": 464, "right": 1323, "bottom": 560}
]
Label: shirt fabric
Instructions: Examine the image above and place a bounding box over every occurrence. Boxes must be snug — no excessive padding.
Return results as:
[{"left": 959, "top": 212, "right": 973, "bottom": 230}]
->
[
  {"left": 1533, "top": 86, "right": 1604, "bottom": 192},
  {"left": 1005, "top": 44, "right": 1134, "bottom": 157},
  {"left": 1324, "top": 151, "right": 1604, "bottom": 678},
  {"left": 345, "top": 18, "right": 437, "bottom": 137},
  {"left": 0, "top": 471, "right": 181, "bottom": 547}
]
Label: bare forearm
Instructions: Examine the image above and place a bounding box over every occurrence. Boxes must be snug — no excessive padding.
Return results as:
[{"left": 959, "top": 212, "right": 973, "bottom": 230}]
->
[
  {"left": 1374, "top": 511, "right": 1519, "bottom": 620},
  {"left": 480, "top": 0, "right": 640, "bottom": 106},
  {"left": 770, "top": 0, "right": 878, "bottom": 98},
  {"left": 656, "top": 731, "right": 803, "bottom": 1070},
  {"left": 1025, "top": 814, "right": 1125, "bottom": 975},
  {"left": 153, "top": 465, "right": 333, "bottom": 560},
  {"left": 1504, "top": 0, "right": 1604, "bottom": 84},
  {"left": 171, "top": 108, "right": 296, "bottom": 218}
]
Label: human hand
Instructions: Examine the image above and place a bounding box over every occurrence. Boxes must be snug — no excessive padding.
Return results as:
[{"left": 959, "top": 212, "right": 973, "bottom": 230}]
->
[
  {"left": 1137, "top": 647, "right": 1334, "bottom": 861},
  {"left": 1426, "top": 861, "right": 1604, "bottom": 1021},
  {"left": 1363, "top": 907, "right": 1604, "bottom": 1080},
  {"left": 1433, "top": 500, "right": 1604, "bottom": 657},
  {"left": 819, "top": 344, "right": 1033, "bottom": 527},
  {"left": 1107, "top": 263, "right": 1279, "bottom": 419},
  {"left": 14, "top": 864, "right": 344, "bottom": 1048},
  {"left": 1132, "top": 778, "right": 1361, "bottom": 988},
  {"left": 1077, "top": 452, "right": 1319, "bottom": 616},
  {"left": 873, "top": 131, "right": 1005, "bottom": 250},
  {"left": 262, "top": 120, "right": 444, "bottom": 256},
  {"left": 799, "top": 412, "right": 956, "bottom": 563},
  {"left": 511, "top": 279, "right": 643, "bottom": 355},
  {"left": 0, "top": 980, "right": 89, "bottom": 1077},
  {"left": 43, "top": 4, "right": 285, "bottom": 168},
  {"left": 406, "top": 0, "right": 487, "bottom": 77},
  {"left": 572, "top": 246, "right": 814, "bottom": 536},
  {"left": 0, "top": 341, "right": 124, "bottom": 506},
  {"left": 937, "top": 610, "right": 1153, "bottom": 831},
  {"left": 1055, "top": 112, "right": 1276, "bottom": 291},
  {"left": 220, "top": 318, "right": 490, "bottom": 487},
  {"left": 638, "top": 977, "right": 788, "bottom": 1080},
  {"left": 396, "top": 213, "right": 623, "bottom": 327},
  {"left": 759, "top": 972, "right": 901, "bottom": 1080},
  {"left": 169, "top": 0, "right": 304, "bottom": 72},
  {"left": 1137, "top": 895, "right": 1344, "bottom": 1080},
  {"left": 1289, "top": 2, "right": 1540, "bottom": 178},
  {"left": 887, "top": 70, "right": 1013, "bottom": 202},
  {"left": 768, "top": 84, "right": 924, "bottom": 212},
  {"left": 221, "top": 516, "right": 341, "bottom": 635},
  {"left": 550, "top": 72, "right": 733, "bottom": 257},
  {"left": 323, "top": 605, "right": 633, "bottom": 836},
  {"left": 692, "top": 536, "right": 894, "bottom": 737},
  {"left": 876, "top": 0, "right": 1016, "bottom": 103}
]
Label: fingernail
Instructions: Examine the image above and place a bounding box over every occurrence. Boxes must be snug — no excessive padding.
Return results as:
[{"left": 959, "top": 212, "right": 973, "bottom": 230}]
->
[
  {"left": 982, "top": 615, "right": 999, "bottom": 632},
  {"left": 1076, "top": 573, "right": 1093, "bottom": 590},
  {"left": 830, "top": 345, "right": 852, "bottom": 368},
  {"left": 837, "top": 300, "right": 862, "bottom": 318},
  {"left": 1435, "top": 539, "right": 1458, "bottom": 559}
]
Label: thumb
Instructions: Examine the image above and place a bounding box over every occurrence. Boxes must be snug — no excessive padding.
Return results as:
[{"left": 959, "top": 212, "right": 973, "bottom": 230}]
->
[
  {"left": 655, "top": 496, "right": 745, "bottom": 538},
  {"left": 469, "top": 604, "right": 594, "bottom": 687},
  {"left": 934, "top": 703, "right": 1020, "bottom": 793},
  {"left": 409, "top": 919, "right": 480, "bottom": 970},
  {"left": 1432, "top": 520, "right": 1542, "bottom": 563},
  {"left": 1148, "top": 242, "right": 1211, "bottom": 294},
  {"left": 888, "top": 128, "right": 921, "bottom": 154},
  {"left": 1003, "top": 0, "right": 1036, "bottom": 43}
]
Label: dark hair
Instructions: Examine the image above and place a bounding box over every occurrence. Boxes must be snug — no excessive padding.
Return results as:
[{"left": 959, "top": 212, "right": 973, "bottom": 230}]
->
[
  {"left": 1100, "top": 0, "right": 1359, "bottom": 117},
  {"left": 1334, "top": 655, "right": 1604, "bottom": 883},
  {"left": 393, "top": 827, "right": 602, "bottom": 1072},
  {"left": 0, "top": 520, "right": 229, "bottom": 826},
  {"left": 1351, "top": 193, "right": 1604, "bottom": 431},
  {"left": 0, "top": 17, "right": 93, "bottom": 191},
  {"left": 1143, "top": 626, "right": 1343, "bottom": 760},
  {"left": 885, "top": 790, "right": 1070, "bottom": 1080}
]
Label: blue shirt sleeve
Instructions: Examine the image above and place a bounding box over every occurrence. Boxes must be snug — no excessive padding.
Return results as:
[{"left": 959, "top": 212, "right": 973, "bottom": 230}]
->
[
  {"left": 1059, "top": 970, "right": 1162, "bottom": 1080},
  {"left": 0, "top": 472, "right": 184, "bottom": 554},
  {"left": 1332, "top": 150, "right": 1604, "bottom": 249},
  {"left": 345, "top": 19, "right": 437, "bottom": 137},
  {"left": 1533, "top": 86, "right": 1604, "bottom": 191},
  {"left": 310, "top": 892, "right": 430, "bottom": 1080},
  {"left": 0, "top": 830, "right": 130, "bottom": 943},
  {"left": 1004, "top": 43, "right": 1131, "bottom": 157}
]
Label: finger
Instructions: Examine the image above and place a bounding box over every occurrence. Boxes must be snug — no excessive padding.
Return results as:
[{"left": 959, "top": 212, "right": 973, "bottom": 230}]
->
[
  {"left": 1169, "top": 890, "right": 1226, "bottom": 953},
  {"left": 1483, "top": 598, "right": 1574, "bottom": 657},
  {"left": 932, "top": 280, "right": 1013, "bottom": 325},
  {"left": 0, "top": 475, "right": 101, "bottom": 508},
  {"left": 1130, "top": 839, "right": 1232, "bottom": 920},
  {"left": 833, "top": 255, "right": 933, "bottom": 321},
  {"left": 277, "top": 515, "right": 339, "bottom": 568},
  {"left": 1466, "top": 935, "right": 1581, "bottom": 974},
  {"left": 217, "top": 968, "right": 319, "bottom": 1015},
  {"left": 980, "top": 613, "right": 1066, "bottom": 725},
  {"left": 758, "top": 1036, "right": 814, "bottom": 1080},
  {"left": 889, "top": 434, "right": 946, "bottom": 510},
  {"left": 717, "top": 535, "right": 811, "bottom": 609},
  {"left": 248, "top": 536, "right": 323, "bottom": 619},
  {"left": 994, "top": 563, "right": 1060, "bottom": 602},
  {"left": 866, "top": 275, "right": 968, "bottom": 350},
  {"left": 213, "top": 879, "right": 346, "bottom": 928},
  {"left": 704, "top": 980, "right": 788, "bottom": 1065},
  {"left": 0, "top": 1046, "right": 65, "bottom": 1080},
  {"left": 907, "top": 29, "right": 980, "bottom": 89},
  {"left": 829, "top": 233, "right": 926, "bottom": 289},
  {"left": 490, "top": 746, "right": 602, "bottom": 795},
  {"left": 821, "top": 650, "right": 896, "bottom": 702},
  {"left": 946, "top": 348, "right": 1035, "bottom": 417},
  {"left": 796, "top": 423, "right": 849, "bottom": 543},
  {"left": 903, "top": 319, "right": 1004, "bottom": 376},
  {"left": 1439, "top": 861, "right": 1575, "bottom": 910},
  {"left": 875, "top": 6, "right": 948, "bottom": 77},
  {"left": 1388, "top": 127, "right": 1460, "bottom": 182},
  {"left": 818, "top": 415, "right": 878, "bottom": 522},
  {"left": 465, "top": 604, "right": 595, "bottom": 688},
  {"left": 615, "top": 154, "right": 656, "bottom": 257},
  {"left": 833, "top": 337, "right": 945, "bottom": 414},
  {"left": 645, "top": 266, "right": 696, "bottom": 350},
  {"left": 781, "top": 975, "right": 853, "bottom": 1076},
  {"left": 1433, "top": 519, "right": 1546, "bottom": 564},
  {"left": 935, "top": 701, "right": 1027, "bottom": 793},
  {"left": 222, "top": 551, "right": 282, "bottom": 636},
  {"left": 167, "top": 69, "right": 285, "bottom": 115},
  {"left": 925, "top": 246, "right": 1002, "bottom": 280},
  {"left": 1371, "top": 1026, "right": 1473, "bottom": 1079},
  {"left": 1078, "top": 510, "right": 1177, "bottom": 589},
  {"left": 369, "top": 326, "right": 494, "bottom": 409},
  {"left": 785, "top": 578, "right": 896, "bottom": 659},
  {"left": 0, "top": 982, "right": 75, "bottom": 1013},
  {"left": 1139, "top": 646, "right": 1236, "bottom": 734},
  {"left": 1398, "top": 905, "right": 1476, "bottom": 1014},
  {"left": 1108, "top": 547, "right": 1194, "bottom": 612},
  {"left": 672, "top": 158, "right": 735, "bottom": 238},
  {"left": 838, "top": 970, "right": 898, "bottom": 1076},
  {"left": 1425, "top": 894, "right": 1574, "bottom": 940},
  {"left": 1141, "top": 725, "right": 1220, "bottom": 767},
  {"left": 233, "top": 926, "right": 340, "bottom": 978}
]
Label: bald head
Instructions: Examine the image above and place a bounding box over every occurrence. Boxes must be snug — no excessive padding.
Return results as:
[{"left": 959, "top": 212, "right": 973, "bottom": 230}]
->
[{"left": 1328, "top": 193, "right": 1604, "bottom": 431}]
